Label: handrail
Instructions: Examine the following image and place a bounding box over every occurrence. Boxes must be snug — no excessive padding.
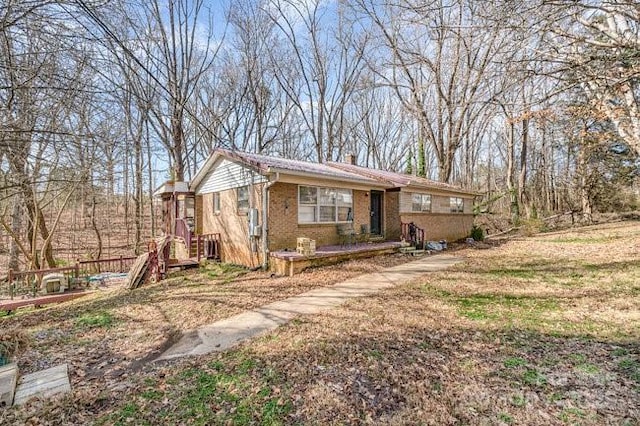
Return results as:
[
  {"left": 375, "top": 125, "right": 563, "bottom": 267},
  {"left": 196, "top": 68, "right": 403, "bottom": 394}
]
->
[
  {"left": 193, "top": 233, "right": 221, "bottom": 261},
  {"left": 401, "top": 222, "right": 425, "bottom": 249},
  {"left": 175, "top": 218, "right": 191, "bottom": 249}
]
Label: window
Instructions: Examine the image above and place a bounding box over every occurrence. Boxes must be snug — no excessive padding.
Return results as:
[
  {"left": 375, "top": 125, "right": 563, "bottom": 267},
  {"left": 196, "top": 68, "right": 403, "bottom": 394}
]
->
[
  {"left": 298, "top": 186, "right": 353, "bottom": 223},
  {"left": 237, "top": 186, "right": 249, "bottom": 212},
  {"left": 450, "top": 197, "right": 464, "bottom": 213},
  {"left": 411, "top": 193, "right": 432, "bottom": 212},
  {"left": 212, "top": 192, "right": 220, "bottom": 214}
]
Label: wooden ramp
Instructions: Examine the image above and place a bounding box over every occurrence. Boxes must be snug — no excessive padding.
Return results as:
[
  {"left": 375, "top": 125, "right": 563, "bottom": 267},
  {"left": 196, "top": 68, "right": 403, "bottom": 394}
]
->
[{"left": 125, "top": 236, "right": 171, "bottom": 290}]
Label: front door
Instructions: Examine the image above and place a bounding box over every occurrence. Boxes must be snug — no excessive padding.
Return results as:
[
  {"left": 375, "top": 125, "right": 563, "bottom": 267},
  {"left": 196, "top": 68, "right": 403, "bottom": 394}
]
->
[{"left": 370, "top": 191, "right": 383, "bottom": 235}]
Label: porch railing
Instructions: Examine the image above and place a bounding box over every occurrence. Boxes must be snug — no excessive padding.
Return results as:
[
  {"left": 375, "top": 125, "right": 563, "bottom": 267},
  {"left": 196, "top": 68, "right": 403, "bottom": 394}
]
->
[
  {"left": 194, "top": 233, "right": 221, "bottom": 261},
  {"left": 401, "top": 222, "right": 425, "bottom": 249}
]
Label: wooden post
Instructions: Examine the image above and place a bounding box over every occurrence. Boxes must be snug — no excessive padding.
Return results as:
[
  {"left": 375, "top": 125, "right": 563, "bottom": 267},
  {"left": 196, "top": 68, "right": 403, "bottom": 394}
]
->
[
  {"left": 196, "top": 236, "right": 201, "bottom": 262},
  {"left": 119, "top": 255, "right": 123, "bottom": 273}
]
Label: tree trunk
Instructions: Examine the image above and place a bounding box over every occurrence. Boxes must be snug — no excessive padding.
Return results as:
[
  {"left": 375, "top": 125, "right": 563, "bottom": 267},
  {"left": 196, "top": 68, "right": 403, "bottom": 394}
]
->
[
  {"left": 506, "top": 119, "right": 520, "bottom": 224},
  {"left": 518, "top": 115, "right": 529, "bottom": 218},
  {"left": 8, "top": 200, "right": 22, "bottom": 271}
]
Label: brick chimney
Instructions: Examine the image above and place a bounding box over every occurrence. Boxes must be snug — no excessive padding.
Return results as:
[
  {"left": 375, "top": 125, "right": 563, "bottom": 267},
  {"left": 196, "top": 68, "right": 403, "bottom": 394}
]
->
[{"left": 344, "top": 153, "right": 356, "bottom": 165}]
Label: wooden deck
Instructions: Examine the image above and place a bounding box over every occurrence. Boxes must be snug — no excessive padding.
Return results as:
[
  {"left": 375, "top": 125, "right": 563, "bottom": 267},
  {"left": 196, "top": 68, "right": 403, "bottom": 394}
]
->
[
  {"left": 270, "top": 241, "right": 403, "bottom": 276},
  {"left": 0, "top": 291, "right": 89, "bottom": 314}
]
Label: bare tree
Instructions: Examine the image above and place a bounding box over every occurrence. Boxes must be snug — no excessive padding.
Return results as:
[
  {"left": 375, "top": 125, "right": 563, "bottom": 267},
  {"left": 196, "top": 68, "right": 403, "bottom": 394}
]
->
[{"left": 264, "top": 0, "right": 368, "bottom": 161}]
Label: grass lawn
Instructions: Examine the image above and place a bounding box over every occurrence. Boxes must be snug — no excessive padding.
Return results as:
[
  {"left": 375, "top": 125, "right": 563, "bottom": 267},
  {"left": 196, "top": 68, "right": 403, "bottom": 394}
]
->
[{"left": 2, "top": 221, "right": 639, "bottom": 425}]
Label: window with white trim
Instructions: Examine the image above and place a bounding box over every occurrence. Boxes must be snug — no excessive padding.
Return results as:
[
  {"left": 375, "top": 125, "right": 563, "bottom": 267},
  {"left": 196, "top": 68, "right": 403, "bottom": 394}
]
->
[
  {"left": 450, "top": 197, "right": 464, "bottom": 213},
  {"left": 298, "top": 186, "right": 353, "bottom": 223},
  {"left": 212, "top": 192, "right": 220, "bottom": 214},
  {"left": 411, "top": 193, "right": 432, "bottom": 212}
]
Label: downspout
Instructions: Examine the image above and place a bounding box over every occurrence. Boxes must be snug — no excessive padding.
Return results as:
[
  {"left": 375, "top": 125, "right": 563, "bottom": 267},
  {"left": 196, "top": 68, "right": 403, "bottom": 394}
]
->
[{"left": 262, "top": 172, "right": 279, "bottom": 270}]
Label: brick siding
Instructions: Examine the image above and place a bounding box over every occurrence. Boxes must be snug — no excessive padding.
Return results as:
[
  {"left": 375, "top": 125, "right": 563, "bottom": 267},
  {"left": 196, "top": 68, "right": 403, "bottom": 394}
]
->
[
  {"left": 267, "top": 182, "right": 370, "bottom": 250},
  {"left": 400, "top": 212, "right": 474, "bottom": 242},
  {"left": 200, "top": 184, "right": 265, "bottom": 267}
]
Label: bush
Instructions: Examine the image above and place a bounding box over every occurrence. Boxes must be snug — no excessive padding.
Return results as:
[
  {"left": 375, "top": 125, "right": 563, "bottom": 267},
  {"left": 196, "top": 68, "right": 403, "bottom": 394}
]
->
[
  {"left": 0, "top": 328, "right": 30, "bottom": 364},
  {"left": 521, "top": 218, "right": 548, "bottom": 236},
  {"left": 470, "top": 225, "right": 485, "bottom": 241}
]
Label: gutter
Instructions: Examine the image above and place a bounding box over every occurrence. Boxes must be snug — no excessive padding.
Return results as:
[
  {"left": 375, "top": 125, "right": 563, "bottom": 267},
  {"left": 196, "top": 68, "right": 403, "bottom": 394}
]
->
[
  {"left": 262, "top": 172, "right": 279, "bottom": 270},
  {"left": 266, "top": 167, "right": 388, "bottom": 189}
]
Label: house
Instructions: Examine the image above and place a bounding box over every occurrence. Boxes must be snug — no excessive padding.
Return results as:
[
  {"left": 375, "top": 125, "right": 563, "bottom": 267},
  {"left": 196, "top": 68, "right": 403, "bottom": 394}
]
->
[{"left": 155, "top": 148, "right": 477, "bottom": 271}]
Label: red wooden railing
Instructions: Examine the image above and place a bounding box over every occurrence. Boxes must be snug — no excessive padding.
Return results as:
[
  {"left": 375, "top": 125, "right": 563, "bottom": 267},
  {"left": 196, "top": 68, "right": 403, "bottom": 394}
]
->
[
  {"left": 175, "top": 218, "right": 191, "bottom": 249},
  {"left": 194, "top": 233, "right": 221, "bottom": 261},
  {"left": 6, "top": 265, "right": 79, "bottom": 299},
  {"left": 78, "top": 256, "right": 137, "bottom": 275},
  {"left": 5, "top": 256, "right": 135, "bottom": 300},
  {"left": 401, "top": 222, "right": 425, "bottom": 249}
]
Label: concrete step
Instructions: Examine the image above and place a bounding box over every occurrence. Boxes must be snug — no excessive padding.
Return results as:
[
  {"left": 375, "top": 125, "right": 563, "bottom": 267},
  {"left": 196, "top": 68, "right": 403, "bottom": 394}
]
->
[
  {"left": 0, "top": 363, "right": 18, "bottom": 408},
  {"left": 13, "top": 363, "right": 71, "bottom": 406},
  {"left": 398, "top": 246, "right": 417, "bottom": 253}
]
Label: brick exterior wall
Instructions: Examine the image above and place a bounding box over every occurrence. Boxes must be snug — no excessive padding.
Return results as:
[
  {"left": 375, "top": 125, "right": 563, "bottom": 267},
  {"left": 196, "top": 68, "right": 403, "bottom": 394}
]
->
[
  {"left": 400, "top": 213, "right": 474, "bottom": 242},
  {"left": 195, "top": 180, "right": 475, "bottom": 266},
  {"left": 384, "top": 190, "right": 401, "bottom": 240},
  {"left": 195, "top": 195, "right": 203, "bottom": 235},
  {"left": 267, "top": 182, "right": 370, "bottom": 250},
  {"left": 199, "top": 184, "right": 265, "bottom": 267}
]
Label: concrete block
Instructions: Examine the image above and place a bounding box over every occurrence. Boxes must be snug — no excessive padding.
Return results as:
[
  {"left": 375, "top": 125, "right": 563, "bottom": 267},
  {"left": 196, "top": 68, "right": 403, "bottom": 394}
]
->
[
  {"left": 0, "top": 363, "right": 18, "bottom": 408},
  {"left": 13, "top": 363, "right": 70, "bottom": 405}
]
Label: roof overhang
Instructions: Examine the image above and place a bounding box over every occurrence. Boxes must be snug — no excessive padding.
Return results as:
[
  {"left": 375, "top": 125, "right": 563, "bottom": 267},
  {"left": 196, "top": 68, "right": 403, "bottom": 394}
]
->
[
  {"left": 403, "top": 184, "right": 480, "bottom": 197},
  {"left": 272, "top": 168, "right": 390, "bottom": 191},
  {"left": 153, "top": 181, "right": 191, "bottom": 197}
]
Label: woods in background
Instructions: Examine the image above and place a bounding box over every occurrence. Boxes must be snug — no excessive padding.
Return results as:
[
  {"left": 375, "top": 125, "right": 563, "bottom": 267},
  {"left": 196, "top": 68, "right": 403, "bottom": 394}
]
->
[{"left": 1, "top": 0, "right": 639, "bottom": 271}]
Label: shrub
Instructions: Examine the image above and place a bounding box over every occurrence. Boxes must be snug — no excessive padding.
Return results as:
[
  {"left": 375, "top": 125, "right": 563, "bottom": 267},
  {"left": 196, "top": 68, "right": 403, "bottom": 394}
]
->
[
  {"left": 521, "top": 218, "right": 547, "bottom": 236},
  {"left": 0, "top": 328, "right": 30, "bottom": 364},
  {"left": 470, "top": 225, "right": 485, "bottom": 241}
]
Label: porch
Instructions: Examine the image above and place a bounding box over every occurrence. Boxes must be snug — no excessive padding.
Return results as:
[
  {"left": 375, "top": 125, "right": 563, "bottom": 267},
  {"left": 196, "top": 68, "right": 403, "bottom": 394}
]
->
[{"left": 270, "top": 241, "right": 404, "bottom": 276}]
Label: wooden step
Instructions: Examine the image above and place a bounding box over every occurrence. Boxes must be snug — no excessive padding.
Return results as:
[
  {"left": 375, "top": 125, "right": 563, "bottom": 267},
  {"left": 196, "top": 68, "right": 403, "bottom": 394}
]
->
[{"left": 167, "top": 259, "right": 199, "bottom": 269}]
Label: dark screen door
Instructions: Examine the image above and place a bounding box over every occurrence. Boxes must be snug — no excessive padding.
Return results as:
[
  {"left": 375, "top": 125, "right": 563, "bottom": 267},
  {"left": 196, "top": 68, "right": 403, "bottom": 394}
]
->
[{"left": 370, "top": 191, "right": 383, "bottom": 235}]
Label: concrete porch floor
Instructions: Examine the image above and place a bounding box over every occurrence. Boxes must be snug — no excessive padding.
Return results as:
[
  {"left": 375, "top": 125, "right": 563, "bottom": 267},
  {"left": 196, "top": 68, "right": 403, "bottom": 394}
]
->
[{"left": 269, "top": 241, "right": 404, "bottom": 276}]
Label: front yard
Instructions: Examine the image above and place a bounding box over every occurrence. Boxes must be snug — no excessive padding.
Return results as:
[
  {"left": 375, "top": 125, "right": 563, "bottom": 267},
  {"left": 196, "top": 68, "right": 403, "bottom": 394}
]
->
[{"left": 2, "top": 221, "right": 639, "bottom": 424}]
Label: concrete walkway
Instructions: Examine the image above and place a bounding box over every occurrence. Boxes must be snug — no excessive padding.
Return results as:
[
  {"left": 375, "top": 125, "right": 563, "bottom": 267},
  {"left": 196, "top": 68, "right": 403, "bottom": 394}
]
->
[{"left": 157, "top": 253, "right": 463, "bottom": 361}]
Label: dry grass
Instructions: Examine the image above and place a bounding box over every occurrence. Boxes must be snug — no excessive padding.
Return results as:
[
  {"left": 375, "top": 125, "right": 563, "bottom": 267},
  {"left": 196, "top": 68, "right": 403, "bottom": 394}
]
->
[{"left": 2, "top": 222, "right": 640, "bottom": 425}]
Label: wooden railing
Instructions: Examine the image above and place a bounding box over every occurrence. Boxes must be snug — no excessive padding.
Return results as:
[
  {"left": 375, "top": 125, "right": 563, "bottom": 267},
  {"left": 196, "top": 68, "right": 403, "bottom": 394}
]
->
[
  {"left": 5, "top": 265, "right": 79, "bottom": 299},
  {"left": 401, "top": 222, "right": 425, "bottom": 249},
  {"left": 78, "top": 256, "right": 137, "bottom": 275},
  {"left": 175, "top": 218, "right": 192, "bottom": 249},
  {"left": 4, "top": 256, "right": 137, "bottom": 300},
  {"left": 193, "top": 233, "right": 221, "bottom": 261}
]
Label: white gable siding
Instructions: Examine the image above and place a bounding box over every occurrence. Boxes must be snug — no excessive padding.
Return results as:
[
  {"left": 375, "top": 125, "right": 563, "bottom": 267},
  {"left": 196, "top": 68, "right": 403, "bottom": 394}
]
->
[{"left": 196, "top": 159, "right": 267, "bottom": 195}]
